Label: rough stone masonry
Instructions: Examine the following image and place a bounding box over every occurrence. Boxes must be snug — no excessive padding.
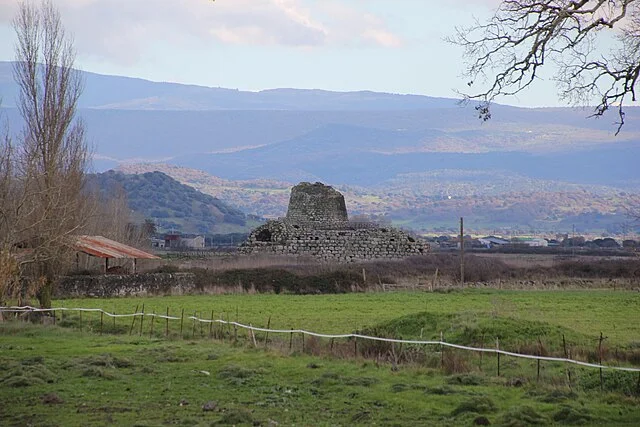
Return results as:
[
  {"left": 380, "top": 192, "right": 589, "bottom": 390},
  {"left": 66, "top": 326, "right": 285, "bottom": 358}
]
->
[{"left": 240, "top": 182, "right": 430, "bottom": 262}]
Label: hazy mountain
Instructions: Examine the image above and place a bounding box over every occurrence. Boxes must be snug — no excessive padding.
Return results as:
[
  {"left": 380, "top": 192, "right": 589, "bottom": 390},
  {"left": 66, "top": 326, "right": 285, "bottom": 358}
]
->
[{"left": 2, "top": 61, "right": 639, "bottom": 234}]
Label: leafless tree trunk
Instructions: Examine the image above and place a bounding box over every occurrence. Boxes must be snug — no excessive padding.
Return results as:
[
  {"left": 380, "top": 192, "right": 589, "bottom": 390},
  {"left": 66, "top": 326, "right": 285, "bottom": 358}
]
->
[
  {"left": 2, "top": 0, "right": 90, "bottom": 308},
  {"left": 451, "top": 0, "right": 640, "bottom": 133}
]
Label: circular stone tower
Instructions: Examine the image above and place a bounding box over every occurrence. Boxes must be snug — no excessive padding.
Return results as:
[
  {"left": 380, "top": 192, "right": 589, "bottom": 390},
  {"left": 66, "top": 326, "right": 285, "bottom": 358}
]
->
[{"left": 286, "top": 182, "right": 348, "bottom": 223}]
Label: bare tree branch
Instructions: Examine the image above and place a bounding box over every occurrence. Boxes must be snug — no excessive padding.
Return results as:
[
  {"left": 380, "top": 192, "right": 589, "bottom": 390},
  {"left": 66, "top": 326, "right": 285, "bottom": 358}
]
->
[{"left": 450, "top": 0, "right": 640, "bottom": 131}]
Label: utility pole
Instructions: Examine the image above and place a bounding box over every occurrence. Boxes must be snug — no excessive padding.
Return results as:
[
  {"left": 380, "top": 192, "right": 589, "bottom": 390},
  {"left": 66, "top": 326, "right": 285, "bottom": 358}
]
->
[{"left": 460, "top": 217, "right": 465, "bottom": 285}]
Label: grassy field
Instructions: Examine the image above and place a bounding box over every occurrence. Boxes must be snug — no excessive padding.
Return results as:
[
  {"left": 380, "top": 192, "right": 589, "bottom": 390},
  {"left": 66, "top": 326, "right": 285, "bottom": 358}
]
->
[
  {"left": 56, "top": 290, "right": 640, "bottom": 346},
  {"left": 2, "top": 289, "right": 640, "bottom": 426}
]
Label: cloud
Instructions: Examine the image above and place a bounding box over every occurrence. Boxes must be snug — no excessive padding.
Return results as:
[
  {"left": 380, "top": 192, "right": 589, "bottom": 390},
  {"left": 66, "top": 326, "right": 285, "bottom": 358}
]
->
[{"left": 0, "top": 0, "right": 404, "bottom": 65}]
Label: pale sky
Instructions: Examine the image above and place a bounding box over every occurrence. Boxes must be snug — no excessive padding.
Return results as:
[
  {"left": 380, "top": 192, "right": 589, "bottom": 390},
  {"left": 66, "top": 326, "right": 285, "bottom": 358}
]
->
[{"left": 0, "top": 0, "right": 565, "bottom": 107}]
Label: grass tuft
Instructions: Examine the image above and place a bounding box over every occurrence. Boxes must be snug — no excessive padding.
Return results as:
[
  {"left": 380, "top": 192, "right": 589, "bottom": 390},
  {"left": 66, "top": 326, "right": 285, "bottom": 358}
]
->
[
  {"left": 500, "top": 405, "right": 548, "bottom": 426},
  {"left": 552, "top": 405, "right": 592, "bottom": 424},
  {"left": 451, "top": 396, "right": 497, "bottom": 416}
]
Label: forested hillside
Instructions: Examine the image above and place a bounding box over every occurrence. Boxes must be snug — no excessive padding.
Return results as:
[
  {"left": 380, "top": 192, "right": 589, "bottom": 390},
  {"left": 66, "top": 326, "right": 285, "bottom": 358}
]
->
[{"left": 89, "top": 171, "right": 257, "bottom": 234}]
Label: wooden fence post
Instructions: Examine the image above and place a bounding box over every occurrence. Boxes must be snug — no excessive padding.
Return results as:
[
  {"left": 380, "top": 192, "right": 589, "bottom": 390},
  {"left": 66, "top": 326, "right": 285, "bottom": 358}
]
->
[
  {"left": 440, "top": 331, "right": 444, "bottom": 370},
  {"left": 180, "top": 308, "right": 184, "bottom": 338},
  {"left": 496, "top": 337, "right": 500, "bottom": 377},
  {"left": 192, "top": 311, "right": 197, "bottom": 339},
  {"left": 165, "top": 307, "right": 169, "bottom": 337},
  {"left": 209, "top": 310, "right": 214, "bottom": 339},
  {"left": 100, "top": 311, "right": 104, "bottom": 335},
  {"left": 479, "top": 334, "right": 485, "bottom": 372},
  {"left": 562, "top": 334, "right": 572, "bottom": 388},
  {"left": 139, "top": 304, "right": 145, "bottom": 337},
  {"left": 150, "top": 311, "right": 155, "bottom": 338},
  {"left": 537, "top": 337, "right": 542, "bottom": 382},
  {"left": 354, "top": 336, "right": 358, "bottom": 358},
  {"left": 264, "top": 316, "right": 271, "bottom": 349},
  {"left": 599, "top": 332, "right": 605, "bottom": 391}
]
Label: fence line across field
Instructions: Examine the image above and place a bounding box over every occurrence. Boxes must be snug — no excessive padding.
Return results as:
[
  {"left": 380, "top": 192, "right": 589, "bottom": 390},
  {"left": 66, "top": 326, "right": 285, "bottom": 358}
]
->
[{"left": 3, "top": 305, "right": 640, "bottom": 373}]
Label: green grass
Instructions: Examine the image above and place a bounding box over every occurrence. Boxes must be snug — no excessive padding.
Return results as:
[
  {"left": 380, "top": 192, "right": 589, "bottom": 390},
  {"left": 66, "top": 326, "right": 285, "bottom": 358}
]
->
[
  {"left": 1, "top": 321, "right": 639, "bottom": 426},
  {"left": 3, "top": 289, "right": 639, "bottom": 425},
  {"left": 55, "top": 290, "right": 640, "bottom": 346}
]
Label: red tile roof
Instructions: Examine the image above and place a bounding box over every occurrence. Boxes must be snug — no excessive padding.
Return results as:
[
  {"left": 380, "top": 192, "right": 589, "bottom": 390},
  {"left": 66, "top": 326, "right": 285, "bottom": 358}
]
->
[{"left": 72, "top": 235, "right": 160, "bottom": 260}]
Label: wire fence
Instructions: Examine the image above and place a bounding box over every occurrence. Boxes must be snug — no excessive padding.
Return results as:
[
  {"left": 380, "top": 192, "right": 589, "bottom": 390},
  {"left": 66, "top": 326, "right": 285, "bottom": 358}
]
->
[{"left": 2, "top": 304, "right": 639, "bottom": 375}]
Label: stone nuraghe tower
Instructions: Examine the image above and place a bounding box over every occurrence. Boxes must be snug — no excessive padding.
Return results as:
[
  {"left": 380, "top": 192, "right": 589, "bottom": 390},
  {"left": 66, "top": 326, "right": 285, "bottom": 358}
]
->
[
  {"left": 241, "top": 182, "right": 429, "bottom": 262},
  {"left": 286, "top": 182, "right": 348, "bottom": 223}
]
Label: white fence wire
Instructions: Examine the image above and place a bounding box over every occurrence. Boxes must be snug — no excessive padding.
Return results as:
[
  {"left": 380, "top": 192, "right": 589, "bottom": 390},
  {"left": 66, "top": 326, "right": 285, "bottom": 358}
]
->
[{"left": 2, "top": 305, "right": 640, "bottom": 373}]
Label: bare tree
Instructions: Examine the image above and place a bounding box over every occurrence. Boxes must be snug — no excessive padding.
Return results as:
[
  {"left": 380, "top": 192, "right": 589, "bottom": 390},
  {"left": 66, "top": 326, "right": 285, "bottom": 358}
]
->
[
  {"left": 0, "top": 0, "right": 90, "bottom": 308},
  {"left": 452, "top": 0, "right": 640, "bottom": 133}
]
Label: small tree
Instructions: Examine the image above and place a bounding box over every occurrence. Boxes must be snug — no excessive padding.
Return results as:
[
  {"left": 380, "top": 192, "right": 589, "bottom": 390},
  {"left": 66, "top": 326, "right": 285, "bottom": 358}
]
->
[{"left": 452, "top": 0, "right": 640, "bottom": 133}]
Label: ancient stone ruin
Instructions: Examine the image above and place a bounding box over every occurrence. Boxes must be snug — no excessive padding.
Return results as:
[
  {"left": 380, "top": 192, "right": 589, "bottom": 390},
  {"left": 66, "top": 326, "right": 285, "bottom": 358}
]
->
[{"left": 240, "top": 182, "right": 429, "bottom": 262}]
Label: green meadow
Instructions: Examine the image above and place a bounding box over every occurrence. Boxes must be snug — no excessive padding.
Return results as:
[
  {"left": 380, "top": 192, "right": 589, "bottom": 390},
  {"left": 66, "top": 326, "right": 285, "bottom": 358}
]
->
[{"left": 1, "top": 290, "right": 639, "bottom": 426}]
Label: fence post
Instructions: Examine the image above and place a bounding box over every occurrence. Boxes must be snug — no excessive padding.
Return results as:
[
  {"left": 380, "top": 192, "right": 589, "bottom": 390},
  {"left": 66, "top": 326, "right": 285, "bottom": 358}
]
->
[
  {"left": 192, "top": 311, "right": 197, "bottom": 339},
  {"left": 79, "top": 310, "right": 83, "bottom": 333},
  {"left": 264, "top": 316, "right": 271, "bottom": 349},
  {"left": 209, "top": 310, "right": 214, "bottom": 339},
  {"left": 220, "top": 312, "right": 224, "bottom": 340},
  {"left": 330, "top": 338, "right": 335, "bottom": 354},
  {"left": 234, "top": 307, "right": 239, "bottom": 343},
  {"left": 479, "top": 333, "right": 484, "bottom": 372},
  {"left": 537, "top": 337, "right": 542, "bottom": 382},
  {"left": 139, "top": 304, "right": 145, "bottom": 337},
  {"left": 496, "top": 337, "right": 500, "bottom": 377},
  {"left": 150, "top": 311, "right": 155, "bottom": 338},
  {"left": 180, "top": 308, "right": 184, "bottom": 338},
  {"left": 440, "top": 331, "right": 444, "bottom": 370},
  {"left": 289, "top": 329, "right": 293, "bottom": 352},
  {"left": 599, "top": 332, "right": 605, "bottom": 391},
  {"left": 354, "top": 336, "right": 358, "bottom": 358},
  {"left": 165, "top": 307, "right": 169, "bottom": 337},
  {"left": 52, "top": 308, "right": 56, "bottom": 325},
  {"left": 100, "top": 311, "right": 104, "bottom": 335},
  {"left": 302, "top": 332, "right": 306, "bottom": 353},
  {"left": 562, "top": 334, "right": 572, "bottom": 389},
  {"left": 113, "top": 310, "right": 116, "bottom": 331},
  {"left": 250, "top": 324, "right": 258, "bottom": 348}
]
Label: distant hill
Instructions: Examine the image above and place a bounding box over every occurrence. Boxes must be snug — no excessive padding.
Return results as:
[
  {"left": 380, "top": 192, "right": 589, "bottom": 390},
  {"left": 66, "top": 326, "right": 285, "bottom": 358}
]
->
[
  {"left": 119, "top": 164, "right": 640, "bottom": 236},
  {"left": 88, "top": 170, "right": 258, "bottom": 234}
]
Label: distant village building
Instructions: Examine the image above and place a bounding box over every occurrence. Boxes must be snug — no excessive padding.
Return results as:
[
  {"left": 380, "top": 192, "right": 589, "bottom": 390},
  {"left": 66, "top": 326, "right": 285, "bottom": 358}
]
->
[
  {"left": 513, "top": 237, "right": 548, "bottom": 247},
  {"left": 240, "top": 182, "right": 429, "bottom": 262},
  {"left": 163, "top": 234, "right": 205, "bottom": 249},
  {"left": 181, "top": 235, "right": 205, "bottom": 249},
  {"left": 478, "top": 236, "right": 510, "bottom": 248}
]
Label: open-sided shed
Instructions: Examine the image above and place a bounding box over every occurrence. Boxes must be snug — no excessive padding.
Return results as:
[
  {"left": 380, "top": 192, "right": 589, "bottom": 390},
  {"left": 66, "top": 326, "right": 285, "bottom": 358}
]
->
[{"left": 72, "top": 235, "right": 160, "bottom": 273}]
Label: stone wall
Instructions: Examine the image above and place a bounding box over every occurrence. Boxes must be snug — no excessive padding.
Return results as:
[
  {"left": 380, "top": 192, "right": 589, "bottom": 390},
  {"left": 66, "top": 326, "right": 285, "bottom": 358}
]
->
[
  {"left": 56, "top": 273, "right": 196, "bottom": 298},
  {"left": 241, "top": 221, "right": 428, "bottom": 262},
  {"left": 286, "top": 182, "right": 348, "bottom": 223}
]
